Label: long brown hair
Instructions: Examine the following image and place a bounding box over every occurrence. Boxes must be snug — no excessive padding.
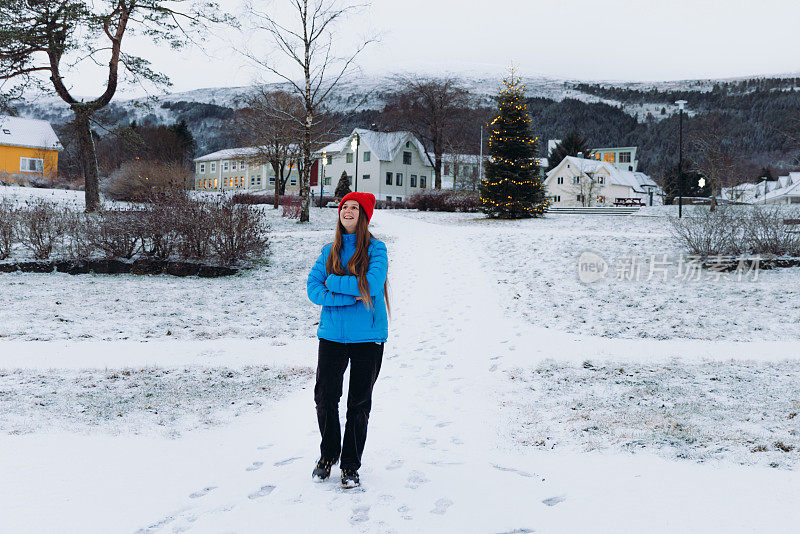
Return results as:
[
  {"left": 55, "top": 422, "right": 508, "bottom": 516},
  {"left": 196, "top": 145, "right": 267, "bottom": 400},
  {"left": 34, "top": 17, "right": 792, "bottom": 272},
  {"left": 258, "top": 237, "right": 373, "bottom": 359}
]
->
[{"left": 326, "top": 204, "right": 391, "bottom": 318}]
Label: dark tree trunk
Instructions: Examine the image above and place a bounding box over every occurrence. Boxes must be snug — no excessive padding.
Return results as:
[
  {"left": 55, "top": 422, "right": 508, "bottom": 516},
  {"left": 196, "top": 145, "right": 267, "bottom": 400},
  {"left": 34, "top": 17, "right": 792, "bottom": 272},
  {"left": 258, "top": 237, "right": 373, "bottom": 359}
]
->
[{"left": 73, "top": 110, "right": 101, "bottom": 212}]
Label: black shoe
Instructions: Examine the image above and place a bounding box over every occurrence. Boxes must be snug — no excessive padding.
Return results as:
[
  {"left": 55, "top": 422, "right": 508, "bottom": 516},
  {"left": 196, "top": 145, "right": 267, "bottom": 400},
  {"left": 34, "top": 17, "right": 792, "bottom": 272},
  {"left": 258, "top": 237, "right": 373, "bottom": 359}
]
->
[
  {"left": 312, "top": 457, "right": 336, "bottom": 482},
  {"left": 341, "top": 468, "right": 360, "bottom": 488}
]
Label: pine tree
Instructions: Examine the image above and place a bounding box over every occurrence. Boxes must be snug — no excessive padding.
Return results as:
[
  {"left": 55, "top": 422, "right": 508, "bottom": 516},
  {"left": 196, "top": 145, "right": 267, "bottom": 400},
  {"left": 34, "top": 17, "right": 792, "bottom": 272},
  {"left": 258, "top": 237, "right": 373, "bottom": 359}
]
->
[
  {"left": 479, "top": 70, "right": 548, "bottom": 219},
  {"left": 335, "top": 170, "right": 351, "bottom": 198},
  {"left": 547, "top": 130, "right": 591, "bottom": 171}
]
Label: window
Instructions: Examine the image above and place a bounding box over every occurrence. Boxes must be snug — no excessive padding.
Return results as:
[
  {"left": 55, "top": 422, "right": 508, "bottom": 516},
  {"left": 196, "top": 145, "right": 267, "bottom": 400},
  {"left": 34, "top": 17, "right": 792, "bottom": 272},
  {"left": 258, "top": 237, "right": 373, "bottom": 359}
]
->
[
  {"left": 213, "top": 178, "right": 218, "bottom": 188},
  {"left": 363, "top": 151, "right": 370, "bottom": 162},
  {"left": 403, "top": 151, "right": 411, "bottom": 165},
  {"left": 241, "top": 162, "right": 247, "bottom": 169},
  {"left": 326, "top": 155, "right": 333, "bottom": 165},
  {"left": 557, "top": 176, "right": 563, "bottom": 185},
  {"left": 199, "top": 163, "right": 206, "bottom": 173},
  {"left": 232, "top": 161, "right": 238, "bottom": 170},
  {"left": 619, "top": 152, "right": 631, "bottom": 163},
  {"left": 386, "top": 172, "right": 393, "bottom": 185},
  {"left": 269, "top": 175, "right": 276, "bottom": 185},
  {"left": 290, "top": 176, "right": 297, "bottom": 185},
  {"left": 397, "top": 196, "right": 402, "bottom": 201},
  {"left": 324, "top": 177, "right": 331, "bottom": 185},
  {"left": 597, "top": 195, "right": 606, "bottom": 203},
  {"left": 555, "top": 195, "right": 561, "bottom": 202},
  {"left": 420, "top": 176, "right": 427, "bottom": 188},
  {"left": 598, "top": 176, "right": 605, "bottom": 184},
  {"left": 410, "top": 175, "right": 417, "bottom": 187},
  {"left": 210, "top": 162, "right": 216, "bottom": 172},
  {"left": 573, "top": 176, "right": 580, "bottom": 184},
  {"left": 386, "top": 196, "right": 392, "bottom": 201},
  {"left": 223, "top": 161, "right": 229, "bottom": 171},
  {"left": 577, "top": 194, "right": 583, "bottom": 201},
  {"left": 396, "top": 172, "right": 403, "bottom": 186},
  {"left": 346, "top": 153, "right": 353, "bottom": 163},
  {"left": 363, "top": 174, "right": 370, "bottom": 180},
  {"left": 603, "top": 152, "right": 615, "bottom": 163},
  {"left": 19, "top": 157, "right": 43, "bottom": 172}
]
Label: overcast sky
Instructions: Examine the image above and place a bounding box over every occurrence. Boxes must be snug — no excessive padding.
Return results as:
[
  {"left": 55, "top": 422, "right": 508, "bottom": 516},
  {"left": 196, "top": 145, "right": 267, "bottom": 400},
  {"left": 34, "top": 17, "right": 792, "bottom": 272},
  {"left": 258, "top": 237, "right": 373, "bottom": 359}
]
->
[{"left": 53, "top": 0, "right": 800, "bottom": 98}]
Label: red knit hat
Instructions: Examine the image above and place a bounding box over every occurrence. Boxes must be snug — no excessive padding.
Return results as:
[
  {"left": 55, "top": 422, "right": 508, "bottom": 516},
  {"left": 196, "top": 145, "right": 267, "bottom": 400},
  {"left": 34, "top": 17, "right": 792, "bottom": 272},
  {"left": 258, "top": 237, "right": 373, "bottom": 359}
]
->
[{"left": 339, "top": 192, "right": 376, "bottom": 223}]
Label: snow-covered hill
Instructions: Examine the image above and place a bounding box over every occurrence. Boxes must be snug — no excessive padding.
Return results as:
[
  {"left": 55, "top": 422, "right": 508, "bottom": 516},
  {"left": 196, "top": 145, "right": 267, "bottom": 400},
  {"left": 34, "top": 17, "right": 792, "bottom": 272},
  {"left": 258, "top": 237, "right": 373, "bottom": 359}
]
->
[{"left": 15, "top": 71, "right": 789, "bottom": 130}]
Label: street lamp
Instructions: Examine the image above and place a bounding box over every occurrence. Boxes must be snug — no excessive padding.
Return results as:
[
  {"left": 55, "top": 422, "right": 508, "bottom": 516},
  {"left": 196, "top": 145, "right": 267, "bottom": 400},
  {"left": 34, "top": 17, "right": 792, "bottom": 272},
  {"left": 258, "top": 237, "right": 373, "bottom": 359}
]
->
[
  {"left": 351, "top": 132, "right": 360, "bottom": 192},
  {"left": 320, "top": 151, "right": 326, "bottom": 208},
  {"left": 676, "top": 100, "right": 687, "bottom": 218}
]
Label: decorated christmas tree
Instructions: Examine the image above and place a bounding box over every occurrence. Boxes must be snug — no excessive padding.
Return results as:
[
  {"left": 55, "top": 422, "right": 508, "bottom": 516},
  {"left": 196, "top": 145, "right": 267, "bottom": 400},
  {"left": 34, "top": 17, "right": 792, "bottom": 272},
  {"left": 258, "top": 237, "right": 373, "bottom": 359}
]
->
[{"left": 479, "top": 69, "right": 549, "bottom": 218}]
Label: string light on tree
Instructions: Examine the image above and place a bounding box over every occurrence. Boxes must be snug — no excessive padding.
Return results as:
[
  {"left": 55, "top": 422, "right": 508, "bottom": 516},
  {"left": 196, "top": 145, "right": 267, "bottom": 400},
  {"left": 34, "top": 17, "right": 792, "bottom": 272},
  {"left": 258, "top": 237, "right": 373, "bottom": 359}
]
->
[{"left": 479, "top": 67, "right": 549, "bottom": 219}]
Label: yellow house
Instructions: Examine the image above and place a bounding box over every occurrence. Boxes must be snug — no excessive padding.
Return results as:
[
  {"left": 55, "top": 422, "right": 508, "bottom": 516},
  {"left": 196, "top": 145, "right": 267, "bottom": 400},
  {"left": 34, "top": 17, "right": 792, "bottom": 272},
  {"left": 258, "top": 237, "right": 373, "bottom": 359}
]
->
[{"left": 0, "top": 115, "right": 62, "bottom": 182}]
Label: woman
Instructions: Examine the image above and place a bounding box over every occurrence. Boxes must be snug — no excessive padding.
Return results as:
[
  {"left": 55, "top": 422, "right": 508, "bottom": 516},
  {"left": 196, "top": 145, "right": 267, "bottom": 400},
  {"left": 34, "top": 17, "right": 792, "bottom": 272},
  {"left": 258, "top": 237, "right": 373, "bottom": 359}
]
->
[{"left": 306, "top": 191, "right": 390, "bottom": 489}]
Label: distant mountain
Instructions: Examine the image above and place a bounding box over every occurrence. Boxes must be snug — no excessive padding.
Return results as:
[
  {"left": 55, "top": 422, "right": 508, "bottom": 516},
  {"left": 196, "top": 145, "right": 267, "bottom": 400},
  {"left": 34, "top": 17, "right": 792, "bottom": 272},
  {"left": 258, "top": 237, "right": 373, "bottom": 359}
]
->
[{"left": 18, "top": 71, "right": 786, "bottom": 128}]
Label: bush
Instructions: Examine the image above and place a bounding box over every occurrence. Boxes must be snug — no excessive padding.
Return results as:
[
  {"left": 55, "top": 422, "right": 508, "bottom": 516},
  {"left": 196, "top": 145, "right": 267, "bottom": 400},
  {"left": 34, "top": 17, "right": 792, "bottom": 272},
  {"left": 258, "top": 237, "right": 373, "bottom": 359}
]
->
[
  {"left": 16, "top": 199, "right": 68, "bottom": 259},
  {"left": 0, "top": 198, "right": 16, "bottom": 259},
  {"left": 208, "top": 199, "right": 269, "bottom": 264},
  {"left": 408, "top": 190, "right": 480, "bottom": 212},
  {"left": 280, "top": 195, "right": 302, "bottom": 219},
  {"left": 102, "top": 160, "right": 191, "bottom": 202},
  {"left": 669, "top": 206, "right": 800, "bottom": 258}
]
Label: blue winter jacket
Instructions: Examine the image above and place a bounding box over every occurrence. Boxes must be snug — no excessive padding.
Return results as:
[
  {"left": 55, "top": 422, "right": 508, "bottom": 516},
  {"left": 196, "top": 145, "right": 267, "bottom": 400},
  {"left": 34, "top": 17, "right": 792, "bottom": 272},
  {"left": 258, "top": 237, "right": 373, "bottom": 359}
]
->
[{"left": 307, "top": 233, "right": 389, "bottom": 343}]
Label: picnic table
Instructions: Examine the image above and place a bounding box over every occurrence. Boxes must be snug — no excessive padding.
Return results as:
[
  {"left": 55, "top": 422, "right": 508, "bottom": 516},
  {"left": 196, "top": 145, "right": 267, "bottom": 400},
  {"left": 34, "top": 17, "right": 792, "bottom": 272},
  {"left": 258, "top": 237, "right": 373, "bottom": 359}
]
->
[{"left": 613, "top": 197, "right": 645, "bottom": 207}]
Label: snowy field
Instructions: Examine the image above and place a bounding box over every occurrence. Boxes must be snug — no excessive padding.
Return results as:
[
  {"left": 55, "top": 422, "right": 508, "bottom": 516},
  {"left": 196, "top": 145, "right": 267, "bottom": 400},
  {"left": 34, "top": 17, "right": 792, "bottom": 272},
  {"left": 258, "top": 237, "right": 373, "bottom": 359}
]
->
[
  {"left": 1, "top": 186, "right": 799, "bottom": 533},
  {"left": 393, "top": 207, "right": 800, "bottom": 341}
]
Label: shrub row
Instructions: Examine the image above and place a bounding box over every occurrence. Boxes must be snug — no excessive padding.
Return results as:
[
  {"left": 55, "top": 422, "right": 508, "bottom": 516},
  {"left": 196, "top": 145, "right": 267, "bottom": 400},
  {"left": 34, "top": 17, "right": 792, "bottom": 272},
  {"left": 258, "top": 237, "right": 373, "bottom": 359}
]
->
[
  {"left": 669, "top": 206, "right": 800, "bottom": 258},
  {"left": 407, "top": 190, "right": 480, "bottom": 212},
  {"left": 0, "top": 196, "right": 268, "bottom": 266}
]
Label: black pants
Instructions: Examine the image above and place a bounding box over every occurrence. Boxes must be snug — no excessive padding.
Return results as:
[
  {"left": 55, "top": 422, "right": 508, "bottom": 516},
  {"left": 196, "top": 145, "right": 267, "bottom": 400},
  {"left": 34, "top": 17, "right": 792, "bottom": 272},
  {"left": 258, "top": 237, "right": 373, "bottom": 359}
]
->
[{"left": 314, "top": 338, "right": 384, "bottom": 471}]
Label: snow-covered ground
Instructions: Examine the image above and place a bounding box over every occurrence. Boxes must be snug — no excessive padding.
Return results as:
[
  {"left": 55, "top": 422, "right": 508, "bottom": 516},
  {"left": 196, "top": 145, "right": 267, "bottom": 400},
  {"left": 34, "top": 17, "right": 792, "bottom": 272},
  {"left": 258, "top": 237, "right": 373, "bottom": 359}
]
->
[{"left": 1, "top": 187, "right": 799, "bottom": 533}]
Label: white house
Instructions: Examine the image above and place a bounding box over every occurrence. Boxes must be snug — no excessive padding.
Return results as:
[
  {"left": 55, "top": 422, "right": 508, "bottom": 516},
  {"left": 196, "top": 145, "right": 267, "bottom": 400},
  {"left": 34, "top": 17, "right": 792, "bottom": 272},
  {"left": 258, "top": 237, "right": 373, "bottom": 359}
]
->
[
  {"left": 544, "top": 156, "right": 660, "bottom": 206},
  {"left": 317, "top": 129, "right": 433, "bottom": 202},
  {"left": 193, "top": 147, "right": 308, "bottom": 192},
  {"left": 723, "top": 173, "right": 800, "bottom": 205}
]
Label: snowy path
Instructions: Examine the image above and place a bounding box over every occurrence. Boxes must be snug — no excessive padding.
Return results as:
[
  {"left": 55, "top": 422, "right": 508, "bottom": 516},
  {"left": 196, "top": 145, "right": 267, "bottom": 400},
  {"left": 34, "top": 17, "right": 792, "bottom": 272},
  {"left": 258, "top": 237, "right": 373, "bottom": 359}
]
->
[{"left": 2, "top": 210, "right": 800, "bottom": 533}]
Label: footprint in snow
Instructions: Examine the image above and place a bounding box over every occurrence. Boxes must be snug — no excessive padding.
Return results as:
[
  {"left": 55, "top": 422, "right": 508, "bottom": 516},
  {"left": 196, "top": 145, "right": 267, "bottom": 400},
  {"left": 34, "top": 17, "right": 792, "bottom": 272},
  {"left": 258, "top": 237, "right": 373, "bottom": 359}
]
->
[
  {"left": 496, "top": 529, "right": 535, "bottom": 534},
  {"left": 386, "top": 458, "right": 404, "bottom": 470},
  {"left": 490, "top": 355, "right": 503, "bottom": 360},
  {"left": 245, "top": 461, "right": 263, "bottom": 472},
  {"left": 419, "top": 438, "right": 436, "bottom": 447},
  {"left": 248, "top": 485, "right": 276, "bottom": 499},
  {"left": 492, "top": 464, "right": 534, "bottom": 478},
  {"left": 489, "top": 364, "right": 498, "bottom": 372},
  {"left": 405, "top": 470, "right": 429, "bottom": 489},
  {"left": 435, "top": 421, "right": 452, "bottom": 428},
  {"left": 397, "top": 504, "right": 413, "bottom": 520},
  {"left": 257, "top": 444, "right": 274, "bottom": 450},
  {"left": 542, "top": 495, "right": 566, "bottom": 506},
  {"left": 350, "top": 505, "right": 370, "bottom": 524},
  {"left": 430, "top": 498, "right": 453, "bottom": 515},
  {"left": 451, "top": 437, "right": 464, "bottom": 445},
  {"left": 189, "top": 486, "right": 217, "bottom": 499},
  {"left": 274, "top": 456, "right": 302, "bottom": 466}
]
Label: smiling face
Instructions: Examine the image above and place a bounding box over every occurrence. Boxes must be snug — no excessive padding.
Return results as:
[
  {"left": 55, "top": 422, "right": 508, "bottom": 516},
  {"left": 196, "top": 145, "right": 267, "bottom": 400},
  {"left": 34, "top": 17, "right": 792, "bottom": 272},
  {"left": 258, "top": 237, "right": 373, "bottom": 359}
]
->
[{"left": 339, "top": 200, "right": 360, "bottom": 233}]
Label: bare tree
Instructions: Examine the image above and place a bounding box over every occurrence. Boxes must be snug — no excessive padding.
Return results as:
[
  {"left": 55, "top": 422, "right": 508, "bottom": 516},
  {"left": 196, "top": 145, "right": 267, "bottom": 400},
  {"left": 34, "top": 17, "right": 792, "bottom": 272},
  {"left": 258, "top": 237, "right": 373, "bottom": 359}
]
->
[
  {"left": 566, "top": 160, "right": 599, "bottom": 206},
  {"left": 380, "top": 75, "right": 471, "bottom": 189},
  {"left": 0, "top": 0, "right": 229, "bottom": 211},
  {"left": 690, "top": 113, "right": 746, "bottom": 211},
  {"left": 235, "top": 90, "right": 305, "bottom": 209},
  {"left": 240, "top": 0, "right": 375, "bottom": 222}
]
